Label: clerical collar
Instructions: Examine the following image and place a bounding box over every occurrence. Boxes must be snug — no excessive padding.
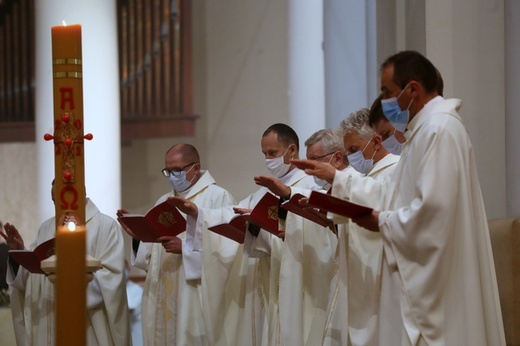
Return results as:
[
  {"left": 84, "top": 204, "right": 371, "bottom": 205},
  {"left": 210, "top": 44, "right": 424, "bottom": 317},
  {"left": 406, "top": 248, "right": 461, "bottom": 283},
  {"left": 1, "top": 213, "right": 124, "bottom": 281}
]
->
[
  {"left": 279, "top": 167, "right": 298, "bottom": 184},
  {"left": 174, "top": 185, "right": 192, "bottom": 198}
]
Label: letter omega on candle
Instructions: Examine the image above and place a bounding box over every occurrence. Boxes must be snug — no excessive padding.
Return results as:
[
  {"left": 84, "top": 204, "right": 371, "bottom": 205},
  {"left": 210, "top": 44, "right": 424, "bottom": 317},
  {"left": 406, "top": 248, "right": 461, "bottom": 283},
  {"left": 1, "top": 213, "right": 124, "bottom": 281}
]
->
[{"left": 51, "top": 23, "right": 87, "bottom": 346}]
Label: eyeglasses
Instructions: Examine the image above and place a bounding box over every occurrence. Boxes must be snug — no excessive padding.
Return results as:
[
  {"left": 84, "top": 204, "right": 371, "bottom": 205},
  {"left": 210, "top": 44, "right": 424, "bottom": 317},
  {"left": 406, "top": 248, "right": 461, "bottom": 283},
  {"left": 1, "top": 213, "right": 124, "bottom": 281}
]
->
[
  {"left": 161, "top": 162, "right": 197, "bottom": 178},
  {"left": 308, "top": 152, "right": 335, "bottom": 161}
]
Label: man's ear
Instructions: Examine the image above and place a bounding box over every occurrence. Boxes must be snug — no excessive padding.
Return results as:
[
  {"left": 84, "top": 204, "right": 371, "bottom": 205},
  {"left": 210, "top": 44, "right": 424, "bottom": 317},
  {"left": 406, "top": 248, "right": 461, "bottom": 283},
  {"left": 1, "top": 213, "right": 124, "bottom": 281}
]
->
[
  {"left": 332, "top": 151, "right": 343, "bottom": 168},
  {"left": 372, "top": 134, "right": 383, "bottom": 150},
  {"left": 409, "top": 80, "right": 421, "bottom": 98},
  {"left": 289, "top": 143, "right": 298, "bottom": 157}
]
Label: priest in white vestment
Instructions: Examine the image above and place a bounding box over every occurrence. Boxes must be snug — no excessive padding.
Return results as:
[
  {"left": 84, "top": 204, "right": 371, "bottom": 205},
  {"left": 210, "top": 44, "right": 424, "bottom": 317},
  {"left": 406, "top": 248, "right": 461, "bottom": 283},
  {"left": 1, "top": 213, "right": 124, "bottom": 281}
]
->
[
  {"left": 251, "top": 126, "right": 337, "bottom": 346},
  {"left": 322, "top": 108, "right": 399, "bottom": 346},
  {"left": 122, "top": 143, "right": 236, "bottom": 346},
  {"left": 171, "top": 124, "right": 328, "bottom": 346},
  {"left": 293, "top": 51, "right": 505, "bottom": 346},
  {"left": 299, "top": 128, "right": 358, "bottom": 346},
  {"left": 4, "top": 184, "right": 130, "bottom": 346}
]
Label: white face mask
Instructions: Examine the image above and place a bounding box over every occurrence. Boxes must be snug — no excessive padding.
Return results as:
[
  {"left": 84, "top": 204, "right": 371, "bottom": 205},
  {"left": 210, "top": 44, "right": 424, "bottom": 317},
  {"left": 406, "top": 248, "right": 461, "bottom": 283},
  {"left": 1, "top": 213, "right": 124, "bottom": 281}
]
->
[
  {"left": 168, "top": 164, "right": 196, "bottom": 192},
  {"left": 265, "top": 146, "right": 292, "bottom": 178},
  {"left": 347, "top": 139, "right": 376, "bottom": 174},
  {"left": 382, "top": 129, "right": 403, "bottom": 155},
  {"left": 313, "top": 155, "right": 333, "bottom": 189}
]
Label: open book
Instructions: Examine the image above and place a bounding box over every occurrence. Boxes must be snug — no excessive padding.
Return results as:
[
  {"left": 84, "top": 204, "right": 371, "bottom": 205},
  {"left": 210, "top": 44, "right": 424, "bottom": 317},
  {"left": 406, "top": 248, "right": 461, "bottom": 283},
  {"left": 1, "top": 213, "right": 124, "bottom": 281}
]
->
[
  {"left": 208, "top": 214, "right": 248, "bottom": 244},
  {"left": 8, "top": 238, "right": 55, "bottom": 274},
  {"left": 208, "top": 192, "right": 281, "bottom": 242},
  {"left": 118, "top": 201, "right": 187, "bottom": 242},
  {"left": 281, "top": 193, "right": 333, "bottom": 228},
  {"left": 307, "top": 190, "right": 373, "bottom": 218}
]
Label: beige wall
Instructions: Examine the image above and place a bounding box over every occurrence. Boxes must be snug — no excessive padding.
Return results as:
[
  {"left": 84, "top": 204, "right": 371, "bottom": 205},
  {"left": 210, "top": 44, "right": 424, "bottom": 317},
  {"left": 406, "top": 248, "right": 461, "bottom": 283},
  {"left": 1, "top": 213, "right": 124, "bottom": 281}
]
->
[{"left": 0, "top": 143, "right": 40, "bottom": 244}]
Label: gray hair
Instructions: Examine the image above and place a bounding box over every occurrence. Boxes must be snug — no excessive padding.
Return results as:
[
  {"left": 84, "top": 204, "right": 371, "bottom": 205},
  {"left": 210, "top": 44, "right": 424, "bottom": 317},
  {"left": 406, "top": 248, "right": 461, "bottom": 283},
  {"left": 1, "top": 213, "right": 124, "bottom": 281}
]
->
[
  {"left": 338, "top": 108, "right": 375, "bottom": 140},
  {"left": 305, "top": 129, "right": 347, "bottom": 156}
]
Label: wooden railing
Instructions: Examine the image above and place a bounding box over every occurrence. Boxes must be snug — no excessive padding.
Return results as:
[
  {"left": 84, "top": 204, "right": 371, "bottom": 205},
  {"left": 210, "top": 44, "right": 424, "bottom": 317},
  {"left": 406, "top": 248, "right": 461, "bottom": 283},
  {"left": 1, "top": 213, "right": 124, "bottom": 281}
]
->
[{"left": 0, "top": 0, "right": 196, "bottom": 143}]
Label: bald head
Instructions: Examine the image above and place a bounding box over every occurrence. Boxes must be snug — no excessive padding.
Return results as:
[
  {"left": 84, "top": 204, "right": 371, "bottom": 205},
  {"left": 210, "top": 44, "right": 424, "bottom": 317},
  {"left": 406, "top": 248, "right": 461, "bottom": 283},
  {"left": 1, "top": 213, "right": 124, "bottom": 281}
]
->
[{"left": 166, "top": 144, "right": 200, "bottom": 164}]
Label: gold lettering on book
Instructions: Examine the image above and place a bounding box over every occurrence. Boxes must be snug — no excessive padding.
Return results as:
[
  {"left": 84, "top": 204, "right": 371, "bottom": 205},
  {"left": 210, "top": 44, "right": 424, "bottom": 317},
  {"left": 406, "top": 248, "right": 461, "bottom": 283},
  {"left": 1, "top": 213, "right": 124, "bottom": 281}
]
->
[
  {"left": 268, "top": 205, "right": 279, "bottom": 221},
  {"left": 157, "top": 212, "right": 178, "bottom": 227}
]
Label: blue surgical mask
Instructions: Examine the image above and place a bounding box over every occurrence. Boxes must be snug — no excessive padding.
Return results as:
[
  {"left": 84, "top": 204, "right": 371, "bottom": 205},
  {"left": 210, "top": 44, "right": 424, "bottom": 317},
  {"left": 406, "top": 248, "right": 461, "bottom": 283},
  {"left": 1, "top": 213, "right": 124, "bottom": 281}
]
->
[
  {"left": 347, "top": 139, "right": 376, "bottom": 174},
  {"left": 382, "top": 130, "right": 403, "bottom": 155},
  {"left": 381, "top": 84, "right": 414, "bottom": 133},
  {"left": 168, "top": 164, "right": 195, "bottom": 192}
]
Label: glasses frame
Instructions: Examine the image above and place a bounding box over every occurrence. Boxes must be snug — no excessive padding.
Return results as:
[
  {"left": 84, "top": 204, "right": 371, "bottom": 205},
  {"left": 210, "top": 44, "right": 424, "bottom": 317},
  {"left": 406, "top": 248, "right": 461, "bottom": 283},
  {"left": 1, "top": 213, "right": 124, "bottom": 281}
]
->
[
  {"left": 161, "top": 162, "right": 197, "bottom": 178},
  {"left": 309, "top": 151, "right": 335, "bottom": 161}
]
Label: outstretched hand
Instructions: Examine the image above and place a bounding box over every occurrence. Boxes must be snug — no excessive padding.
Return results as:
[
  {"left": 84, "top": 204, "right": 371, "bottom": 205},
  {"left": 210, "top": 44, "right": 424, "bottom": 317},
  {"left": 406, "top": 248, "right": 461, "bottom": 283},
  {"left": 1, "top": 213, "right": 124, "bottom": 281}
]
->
[
  {"left": 167, "top": 196, "right": 198, "bottom": 217},
  {"left": 254, "top": 176, "right": 291, "bottom": 199},
  {"left": 0, "top": 222, "right": 25, "bottom": 250},
  {"left": 290, "top": 159, "right": 336, "bottom": 183},
  {"left": 233, "top": 207, "right": 252, "bottom": 215}
]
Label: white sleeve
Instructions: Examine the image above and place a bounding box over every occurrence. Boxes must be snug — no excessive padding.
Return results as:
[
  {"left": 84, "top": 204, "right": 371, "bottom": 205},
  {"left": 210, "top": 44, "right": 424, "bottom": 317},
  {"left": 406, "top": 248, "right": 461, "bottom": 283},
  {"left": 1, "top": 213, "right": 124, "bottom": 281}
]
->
[
  {"left": 132, "top": 242, "right": 152, "bottom": 271},
  {"left": 181, "top": 214, "right": 203, "bottom": 280},
  {"left": 6, "top": 258, "right": 29, "bottom": 290},
  {"left": 181, "top": 237, "right": 202, "bottom": 280},
  {"left": 86, "top": 275, "right": 103, "bottom": 309},
  {"left": 243, "top": 228, "right": 271, "bottom": 258}
]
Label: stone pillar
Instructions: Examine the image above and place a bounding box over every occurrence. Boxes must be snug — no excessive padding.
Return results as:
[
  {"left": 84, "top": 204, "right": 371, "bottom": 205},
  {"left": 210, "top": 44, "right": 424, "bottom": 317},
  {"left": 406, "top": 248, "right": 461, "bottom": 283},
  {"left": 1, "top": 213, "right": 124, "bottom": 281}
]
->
[
  {"left": 35, "top": 0, "right": 121, "bottom": 220},
  {"left": 323, "top": 1, "right": 377, "bottom": 129},
  {"left": 424, "top": 0, "right": 506, "bottom": 218},
  {"left": 288, "top": 0, "right": 325, "bottom": 148}
]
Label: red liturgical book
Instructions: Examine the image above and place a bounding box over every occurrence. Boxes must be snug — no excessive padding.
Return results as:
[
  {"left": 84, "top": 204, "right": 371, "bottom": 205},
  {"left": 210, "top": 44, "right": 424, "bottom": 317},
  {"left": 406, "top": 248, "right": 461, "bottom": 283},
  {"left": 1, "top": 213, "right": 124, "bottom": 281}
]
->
[
  {"left": 208, "top": 215, "right": 248, "bottom": 244},
  {"left": 307, "top": 191, "right": 373, "bottom": 218},
  {"left": 9, "top": 238, "right": 56, "bottom": 274},
  {"left": 242, "top": 192, "right": 280, "bottom": 236},
  {"left": 118, "top": 201, "right": 187, "bottom": 242},
  {"left": 281, "top": 193, "right": 333, "bottom": 228},
  {"left": 208, "top": 192, "right": 281, "bottom": 242}
]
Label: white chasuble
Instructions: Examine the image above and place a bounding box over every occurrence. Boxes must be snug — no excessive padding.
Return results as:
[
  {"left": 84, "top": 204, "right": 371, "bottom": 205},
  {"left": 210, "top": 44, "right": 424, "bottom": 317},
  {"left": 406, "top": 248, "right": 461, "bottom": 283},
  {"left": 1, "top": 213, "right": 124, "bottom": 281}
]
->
[
  {"left": 8, "top": 199, "right": 131, "bottom": 346},
  {"left": 134, "top": 171, "right": 235, "bottom": 346},
  {"left": 331, "top": 97, "right": 506, "bottom": 346}
]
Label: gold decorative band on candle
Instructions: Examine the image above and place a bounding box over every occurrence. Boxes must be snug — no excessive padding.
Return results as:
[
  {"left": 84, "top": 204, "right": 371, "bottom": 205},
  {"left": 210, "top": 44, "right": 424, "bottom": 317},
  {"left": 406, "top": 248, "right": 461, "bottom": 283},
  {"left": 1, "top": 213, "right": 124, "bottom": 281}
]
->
[
  {"left": 53, "top": 72, "right": 83, "bottom": 79},
  {"left": 53, "top": 58, "right": 83, "bottom": 66}
]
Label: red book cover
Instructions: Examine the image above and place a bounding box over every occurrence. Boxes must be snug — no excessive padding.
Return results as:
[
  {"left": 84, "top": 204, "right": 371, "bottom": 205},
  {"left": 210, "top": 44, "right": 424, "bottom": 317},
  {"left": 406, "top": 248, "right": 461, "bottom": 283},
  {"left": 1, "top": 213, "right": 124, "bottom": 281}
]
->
[
  {"left": 118, "top": 201, "right": 187, "bottom": 242},
  {"left": 208, "top": 215, "right": 247, "bottom": 244},
  {"left": 241, "top": 192, "right": 281, "bottom": 236},
  {"left": 8, "top": 238, "right": 56, "bottom": 274},
  {"left": 281, "top": 193, "right": 333, "bottom": 228},
  {"left": 308, "top": 191, "right": 373, "bottom": 218}
]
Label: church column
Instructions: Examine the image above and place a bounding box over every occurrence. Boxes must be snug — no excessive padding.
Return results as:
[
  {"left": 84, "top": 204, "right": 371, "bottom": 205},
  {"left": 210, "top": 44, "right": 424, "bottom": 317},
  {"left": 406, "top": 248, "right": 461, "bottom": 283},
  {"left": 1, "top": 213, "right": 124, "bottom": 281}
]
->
[
  {"left": 35, "top": 0, "right": 121, "bottom": 220},
  {"left": 287, "top": 0, "right": 325, "bottom": 148},
  {"left": 505, "top": 0, "right": 520, "bottom": 217},
  {"left": 423, "top": 0, "right": 506, "bottom": 219}
]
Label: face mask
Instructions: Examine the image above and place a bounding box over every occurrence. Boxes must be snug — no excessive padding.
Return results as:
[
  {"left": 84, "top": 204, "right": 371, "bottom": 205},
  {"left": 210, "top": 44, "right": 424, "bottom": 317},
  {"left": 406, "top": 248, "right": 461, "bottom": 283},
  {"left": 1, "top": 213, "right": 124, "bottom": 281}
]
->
[
  {"left": 381, "top": 84, "right": 414, "bottom": 133},
  {"left": 347, "top": 139, "right": 376, "bottom": 174},
  {"left": 382, "top": 130, "right": 403, "bottom": 155},
  {"left": 265, "top": 146, "right": 292, "bottom": 178},
  {"left": 313, "top": 155, "right": 333, "bottom": 189},
  {"left": 168, "top": 164, "right": 195, "bottom": 192}
]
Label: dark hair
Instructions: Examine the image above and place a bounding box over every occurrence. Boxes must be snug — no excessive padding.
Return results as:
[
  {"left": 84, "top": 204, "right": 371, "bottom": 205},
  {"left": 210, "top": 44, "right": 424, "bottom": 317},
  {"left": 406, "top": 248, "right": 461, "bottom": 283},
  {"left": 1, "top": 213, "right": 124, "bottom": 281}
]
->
[
  {"left": 368, "top": 94, "right": 385, "bottom": 127},
  {"left": 263, "top": 123, "right": 299, "bottom": 151},
  {"left": 381, "top": 51, "right": 438, "bottom": 94}
]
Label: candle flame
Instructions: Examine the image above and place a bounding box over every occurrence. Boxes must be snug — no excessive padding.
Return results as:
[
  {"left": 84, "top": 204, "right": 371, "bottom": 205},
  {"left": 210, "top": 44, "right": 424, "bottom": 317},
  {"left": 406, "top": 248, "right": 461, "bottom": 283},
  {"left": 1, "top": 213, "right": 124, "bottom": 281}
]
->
[
  {"left": 62, "top": 20, "right": 67, "bottom": 26},
  {"left": 67, "top": 221, "right": 76, "bottom": 231}
]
